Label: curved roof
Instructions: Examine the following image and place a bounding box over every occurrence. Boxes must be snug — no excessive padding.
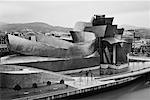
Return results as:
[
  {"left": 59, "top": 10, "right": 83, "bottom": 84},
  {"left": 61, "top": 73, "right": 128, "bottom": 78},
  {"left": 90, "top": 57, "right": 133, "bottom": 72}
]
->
[
  {"left": 103, "top": 37, "right": 126, "bottom": 44},
  {"left": 1, "top": 69, "right": 42, "bottom": 74}
]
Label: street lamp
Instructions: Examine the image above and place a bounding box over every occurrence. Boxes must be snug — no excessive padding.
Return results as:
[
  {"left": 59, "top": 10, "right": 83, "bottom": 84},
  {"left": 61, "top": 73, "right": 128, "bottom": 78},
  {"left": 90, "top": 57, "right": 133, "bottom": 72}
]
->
[
  {"left": 133, "top": 30, "right": 136, "bottom": 53},
  {"left": 97, "top": 37, "right": 102, "bottom": 75}
]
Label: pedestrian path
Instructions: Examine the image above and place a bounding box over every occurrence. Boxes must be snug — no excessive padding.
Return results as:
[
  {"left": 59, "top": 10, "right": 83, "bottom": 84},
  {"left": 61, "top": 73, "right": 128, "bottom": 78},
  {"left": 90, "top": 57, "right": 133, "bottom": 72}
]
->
[
  {"left": 65, "top": 62, "right": 150, "bottom": 89},
  {"left": 65, "top": 77, "right": 115, "bottom": 89},
  {"left": 128, "top": 55, "right": 150, "bottom": 61}
]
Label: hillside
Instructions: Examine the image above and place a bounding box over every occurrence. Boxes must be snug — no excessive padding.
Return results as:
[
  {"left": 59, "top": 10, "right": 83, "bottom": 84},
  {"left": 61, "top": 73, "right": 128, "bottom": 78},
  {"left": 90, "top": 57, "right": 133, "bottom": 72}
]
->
[
  {"left": 0, "top": 22, "right": 8, "bottom": 26},
  {"left": 1, "top": 23, "right": 150, "bottom": 39},
  {"left": 0, "top": 22, "right": 72, "bottom": 33},
  {"left": 134, "top": 28, "right": 150, "bottom": 38},
  {"left": 119, "top": 24, "right": 143, "bottom": 30},
  {"left": 120, "top": 25, "right": 150, "bottom": 39}
]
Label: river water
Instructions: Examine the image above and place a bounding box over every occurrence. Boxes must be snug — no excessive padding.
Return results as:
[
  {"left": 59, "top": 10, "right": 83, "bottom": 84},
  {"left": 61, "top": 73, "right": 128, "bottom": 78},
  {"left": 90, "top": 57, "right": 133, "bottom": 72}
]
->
[
  {"left": 76, "top": 62, "right": 150, "bottom": 100},
  {"left": 76, "top": 78, "right": 150, "bottom": 100}
]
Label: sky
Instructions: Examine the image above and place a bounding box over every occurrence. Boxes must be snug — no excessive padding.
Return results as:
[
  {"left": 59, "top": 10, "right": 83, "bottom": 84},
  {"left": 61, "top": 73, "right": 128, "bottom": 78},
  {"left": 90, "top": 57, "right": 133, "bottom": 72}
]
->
[{"left": 0, "top": 0, "right": 150, "bottom": 28}]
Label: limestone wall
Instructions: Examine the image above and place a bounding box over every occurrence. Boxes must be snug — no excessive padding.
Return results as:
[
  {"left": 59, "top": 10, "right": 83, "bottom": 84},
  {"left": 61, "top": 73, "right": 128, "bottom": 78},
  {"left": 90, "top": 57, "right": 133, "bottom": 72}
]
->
[{"left": 0, "top": 72, "right": 58, "bottom": 89}]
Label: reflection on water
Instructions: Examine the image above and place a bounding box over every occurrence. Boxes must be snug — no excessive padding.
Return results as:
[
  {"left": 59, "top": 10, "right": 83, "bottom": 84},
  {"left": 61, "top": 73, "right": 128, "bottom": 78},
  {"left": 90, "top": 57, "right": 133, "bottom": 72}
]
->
[{"left": 76, "top": 62, "right": 150, "bottom": 100}]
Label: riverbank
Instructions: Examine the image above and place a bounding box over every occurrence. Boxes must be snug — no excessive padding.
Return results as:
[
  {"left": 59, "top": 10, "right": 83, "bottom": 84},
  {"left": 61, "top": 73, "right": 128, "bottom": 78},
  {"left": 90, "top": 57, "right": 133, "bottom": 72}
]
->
[{"left": 1, "top": 62, "right": 150, "bottom": 100}]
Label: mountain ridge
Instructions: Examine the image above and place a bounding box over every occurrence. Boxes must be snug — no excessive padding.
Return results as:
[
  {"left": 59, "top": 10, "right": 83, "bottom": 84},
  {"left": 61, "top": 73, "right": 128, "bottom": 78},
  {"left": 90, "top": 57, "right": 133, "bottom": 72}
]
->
[
  {"left": 0, "top": 22, "right": 72, "bottom": 33},
  {"left": 120, "top": 24, "right": 150, "bottom": 39},
  {"left": 1, "top": 22, "right": 150, "bottom": 39},
  {"left": 119, "top": 24, "right": 149, "bottom": 30}
]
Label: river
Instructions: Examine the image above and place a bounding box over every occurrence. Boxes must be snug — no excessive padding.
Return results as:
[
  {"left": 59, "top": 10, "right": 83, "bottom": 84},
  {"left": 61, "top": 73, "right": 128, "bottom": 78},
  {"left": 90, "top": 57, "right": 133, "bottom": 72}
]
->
[
  {"left": 76, "top": 78, "right": 150, "bottom": 100},
  {"left": 75, "top": 62, "right": 150, "bottom": 100}
]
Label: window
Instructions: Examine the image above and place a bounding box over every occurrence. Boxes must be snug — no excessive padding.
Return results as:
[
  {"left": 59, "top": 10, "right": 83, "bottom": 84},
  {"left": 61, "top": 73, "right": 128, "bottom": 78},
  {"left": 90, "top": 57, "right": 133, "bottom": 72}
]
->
[{"left": 29, "top": 37, "right": 31, "bottom": 40}]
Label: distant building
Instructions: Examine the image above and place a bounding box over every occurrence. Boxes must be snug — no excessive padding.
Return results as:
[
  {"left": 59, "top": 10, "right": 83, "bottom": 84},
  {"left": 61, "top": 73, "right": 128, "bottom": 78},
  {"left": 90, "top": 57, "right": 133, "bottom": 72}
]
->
[
  {"left": 8, "top": 29, "right": 37, "bottom": 42},
  {"left": 9, "top": 31, "right": 23, "bottom": 37},
  {"left": 46, "top": 31, "right": 70, "bottom": 37},
  {"left": 0, "top": 32, "right": 9, "bottom": 57},
  {"left": 45, "top": 31, "right": 72, "bottom": 41},
  {"left": 24, "top": 32, "right": 36, "bottom": 41},
  {"left": 20, "top": 28, "right": 37, "bottom": 41}
]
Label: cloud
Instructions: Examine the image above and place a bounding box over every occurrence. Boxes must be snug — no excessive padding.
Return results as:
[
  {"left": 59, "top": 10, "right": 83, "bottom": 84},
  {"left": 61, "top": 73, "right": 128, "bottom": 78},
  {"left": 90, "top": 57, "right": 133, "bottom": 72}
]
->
[
  {"left": 113, "top": 10, "right": 150, "bottom": 28},
  {"left": 0, "top": 1, "right": 149, "bottom": 27}
]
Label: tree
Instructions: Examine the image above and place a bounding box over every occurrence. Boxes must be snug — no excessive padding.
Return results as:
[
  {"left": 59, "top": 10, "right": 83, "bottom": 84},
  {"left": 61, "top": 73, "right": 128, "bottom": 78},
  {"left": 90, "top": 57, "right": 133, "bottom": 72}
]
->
[
  {"left": 47, "top": 81, "right": 51, "bottom": 86},
  {"left": 60, "top": 79, "right": 64, "bottom": 84},
  {"left": 13, "top": 84, "right": 22, "bottom": 91},
  {"left": 32, "top": 83, "right": 38, "bottom": 88}
]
